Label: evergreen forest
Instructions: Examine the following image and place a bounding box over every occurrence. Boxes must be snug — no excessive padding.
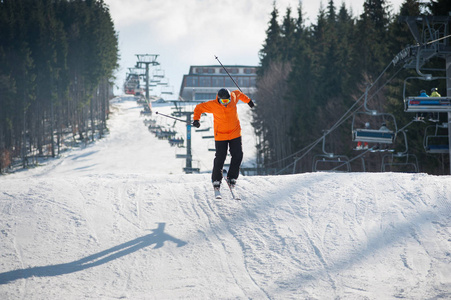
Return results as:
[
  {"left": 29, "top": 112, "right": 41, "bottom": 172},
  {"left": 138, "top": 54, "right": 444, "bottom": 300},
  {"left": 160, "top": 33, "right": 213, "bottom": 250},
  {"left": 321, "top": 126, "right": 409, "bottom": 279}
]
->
[
  {"left": 254, "top": 0, "right": 451, "bottom": 175},
  {"left": 0, "top": 0, "right": 118, "bottom": 173}
]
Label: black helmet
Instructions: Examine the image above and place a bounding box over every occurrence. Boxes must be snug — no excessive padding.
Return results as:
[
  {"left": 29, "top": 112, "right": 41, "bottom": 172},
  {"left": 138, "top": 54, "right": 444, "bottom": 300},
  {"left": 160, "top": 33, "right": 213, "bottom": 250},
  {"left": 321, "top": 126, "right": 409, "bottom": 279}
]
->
[
  {"left": 420, "top": 90, "right": 426, "bottom": 94},
  {"left": 431, "top": 87, "right": 438, "bottom": 92},
  {"left": 217, "top": 88, "right": 231, "bottom": 100}
]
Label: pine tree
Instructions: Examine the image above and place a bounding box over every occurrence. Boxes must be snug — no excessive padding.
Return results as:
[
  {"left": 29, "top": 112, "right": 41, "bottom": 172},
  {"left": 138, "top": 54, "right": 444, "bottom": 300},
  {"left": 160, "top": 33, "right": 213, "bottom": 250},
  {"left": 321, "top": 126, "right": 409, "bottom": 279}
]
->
[
  {"left": 356, "top": 0, "right": 392, "bottom": 77},
  {"left": 280, "top": 6, "right": 297, "bottom": 62},
  {"left": 258, "top": 3, "right": 282, "bottom": 77}
]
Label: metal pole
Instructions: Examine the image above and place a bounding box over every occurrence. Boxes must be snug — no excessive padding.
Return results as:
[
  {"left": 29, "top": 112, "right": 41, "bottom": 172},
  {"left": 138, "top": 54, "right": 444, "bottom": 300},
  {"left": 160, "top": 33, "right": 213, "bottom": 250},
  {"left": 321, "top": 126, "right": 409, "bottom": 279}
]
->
[
  {"left": 155, "top": 111, "right": 190, "bottom": 123},
  {"left": 186, "top": 114, "right": 192, "bottom": 173},
  {"left": 446, "top": 54, "right": 451, "bottom": 174},
  {"left": 214, "top": 55, "right": 243, "bottom": 92},
  {"left": 145, "top": 63, "right": 149, "bottom": 101}
]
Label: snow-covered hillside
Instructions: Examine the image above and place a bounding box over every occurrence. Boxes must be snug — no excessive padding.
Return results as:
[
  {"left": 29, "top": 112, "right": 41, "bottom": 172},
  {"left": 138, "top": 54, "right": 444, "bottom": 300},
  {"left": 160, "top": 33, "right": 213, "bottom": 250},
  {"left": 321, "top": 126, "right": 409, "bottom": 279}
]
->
[{"left": 1, "top": 97, "right": 450, "bottom": 299}]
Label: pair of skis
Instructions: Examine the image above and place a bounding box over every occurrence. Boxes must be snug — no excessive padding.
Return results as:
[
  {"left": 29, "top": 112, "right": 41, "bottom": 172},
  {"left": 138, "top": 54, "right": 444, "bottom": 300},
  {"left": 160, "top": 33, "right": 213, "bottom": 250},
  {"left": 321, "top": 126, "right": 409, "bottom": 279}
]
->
[{"left": 214, "top": 179, "right": 241, "bottom": 200}]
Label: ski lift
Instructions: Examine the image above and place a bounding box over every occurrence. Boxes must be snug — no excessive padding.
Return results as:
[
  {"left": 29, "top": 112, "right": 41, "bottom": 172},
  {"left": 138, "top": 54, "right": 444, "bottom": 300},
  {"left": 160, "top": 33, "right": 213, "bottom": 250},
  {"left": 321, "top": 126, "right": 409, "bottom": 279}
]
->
[
  {"left": 382, "top": 130, "right": 419, "bottom": 172},
  {"left": 352, "top": 86, "right": 397, "bottom": 145},
  {"left": 423, "top": 123, "right": 449, "bottom": 154},
  {"left": 312, "top": 134, "right": 351, "bottom": 172},
  {"left": 403, "top": 76, "right": 451, "bottom": 113}
]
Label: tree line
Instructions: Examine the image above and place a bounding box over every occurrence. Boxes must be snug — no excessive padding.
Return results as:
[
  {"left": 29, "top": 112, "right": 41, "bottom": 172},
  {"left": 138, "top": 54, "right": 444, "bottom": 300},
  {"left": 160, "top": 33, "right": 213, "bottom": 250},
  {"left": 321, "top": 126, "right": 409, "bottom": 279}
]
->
[
  {"left": 254, "top": 0, "right": 450, "bottom": 175},
  {"left": 0, "top": 0, "right": 118, "bottom": 173}
]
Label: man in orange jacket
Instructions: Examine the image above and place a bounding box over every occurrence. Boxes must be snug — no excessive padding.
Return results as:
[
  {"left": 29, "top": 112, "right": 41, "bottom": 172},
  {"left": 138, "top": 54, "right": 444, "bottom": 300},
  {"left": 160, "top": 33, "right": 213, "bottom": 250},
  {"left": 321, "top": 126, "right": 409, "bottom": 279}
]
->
[{"left": 192, "top": 88, "right": 254, "bottom": 195}]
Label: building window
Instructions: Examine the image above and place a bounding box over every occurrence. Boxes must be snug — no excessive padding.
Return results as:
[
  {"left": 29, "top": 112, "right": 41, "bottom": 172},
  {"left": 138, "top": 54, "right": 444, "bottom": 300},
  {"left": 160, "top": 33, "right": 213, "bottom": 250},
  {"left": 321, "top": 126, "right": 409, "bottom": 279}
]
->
[
  {"left": 199, "top": 76, "right": 211, "bottom": 87},
  {"left": 186, "top": 76, "right": 198, "bottom": 87},
  {"left": 212, "top": 77, "right": 224, "bottom": 87},
  {"left": 195, "top": 93, "right": 217, "bottom": 100},
  {"left": 238, "top": 77, "right": 249, "bottom": 87},
  {"left": 202, "top": 68, "right": 215, "bottom": 74},
  {"left": 225, "top": 77, "right": 235, "bottom": 87},
  {"left": 244, "top": 68, "right": 256, "bottom": 74},
  {"left": 220, "top": 68, "right": 238, "bottom": 74}
]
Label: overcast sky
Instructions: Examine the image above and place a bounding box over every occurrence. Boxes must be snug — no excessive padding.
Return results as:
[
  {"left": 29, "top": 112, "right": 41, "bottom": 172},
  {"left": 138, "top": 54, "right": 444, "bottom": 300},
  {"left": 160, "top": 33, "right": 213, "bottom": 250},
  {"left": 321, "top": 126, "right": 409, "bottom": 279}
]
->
[{"left": 104, "top": 0, "right": 406, "bottom": 97}]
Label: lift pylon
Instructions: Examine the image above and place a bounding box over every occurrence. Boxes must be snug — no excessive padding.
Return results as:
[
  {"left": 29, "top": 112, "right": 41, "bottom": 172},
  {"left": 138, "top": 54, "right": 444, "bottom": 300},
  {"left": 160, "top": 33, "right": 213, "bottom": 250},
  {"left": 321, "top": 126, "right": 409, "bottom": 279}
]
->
[{"left": 135, "top": 54, "right": 160, "bottom": 101}]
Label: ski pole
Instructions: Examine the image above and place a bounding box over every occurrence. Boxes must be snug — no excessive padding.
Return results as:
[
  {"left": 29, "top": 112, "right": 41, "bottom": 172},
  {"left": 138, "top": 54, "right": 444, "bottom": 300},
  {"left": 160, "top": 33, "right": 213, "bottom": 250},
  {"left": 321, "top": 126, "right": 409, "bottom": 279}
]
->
[
  {"left": 155, "top": 111, "right": 190, "bottom": 123},
  {"left": 214, "top": 55, "right": 243, "bottom": 93}
]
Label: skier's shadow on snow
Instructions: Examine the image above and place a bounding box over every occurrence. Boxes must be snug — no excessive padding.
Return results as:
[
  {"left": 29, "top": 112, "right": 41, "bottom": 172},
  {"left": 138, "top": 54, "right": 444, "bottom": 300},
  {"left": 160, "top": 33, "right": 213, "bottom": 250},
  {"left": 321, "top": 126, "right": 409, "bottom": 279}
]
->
[{"left": 0, "top": 222, "right": 187, "bottom": 285}]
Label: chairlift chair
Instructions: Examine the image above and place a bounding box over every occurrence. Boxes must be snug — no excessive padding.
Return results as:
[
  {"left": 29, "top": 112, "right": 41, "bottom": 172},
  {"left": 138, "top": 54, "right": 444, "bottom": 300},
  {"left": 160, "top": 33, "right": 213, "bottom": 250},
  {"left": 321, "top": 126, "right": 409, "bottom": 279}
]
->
[
  {"left": 161, "top": 86, "right": 174, "bottom": 95},
  {"left": 381, "top": 130, "right": 419, "bottom": 172},
  {"left": 168, "top": 136, "right": 184, "bottom": 147},
  {"left": 351, "top": 84, "right": 397, "bottom": 146},
  {"left": 423, "top": 123, "right": 449, "bottom": 154},
  {"left": 312, "top": 135, "right": 351, "bottom": 172},
  {"left": 403, "top": 76, "right": 451, "bottom": 113},
  {"left": 208, "top": 140, "right": 216, "bottom": 152},
  {"left": 351, "top": 111, "right": 397, "bottom": 145},
  {"left": 195, "top": 127, "right": 211, "bottom": 132},
  {"left": 153, "top": 68, "right": 165, "bottom": 78}
]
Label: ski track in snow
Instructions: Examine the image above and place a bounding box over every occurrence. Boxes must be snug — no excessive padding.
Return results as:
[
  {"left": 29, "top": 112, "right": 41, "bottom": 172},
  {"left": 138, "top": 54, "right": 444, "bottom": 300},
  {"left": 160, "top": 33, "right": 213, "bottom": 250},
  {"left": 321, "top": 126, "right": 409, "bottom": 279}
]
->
[{"left": 1, "top": 97, "right": 451, "bottom": 299}]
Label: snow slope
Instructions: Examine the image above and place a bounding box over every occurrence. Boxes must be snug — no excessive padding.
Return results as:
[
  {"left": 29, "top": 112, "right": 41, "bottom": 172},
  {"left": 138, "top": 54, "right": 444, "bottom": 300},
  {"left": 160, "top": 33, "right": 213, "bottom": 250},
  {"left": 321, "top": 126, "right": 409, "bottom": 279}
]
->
[{"left": 1, "top": 97, "right": 450, "bottom": 299}]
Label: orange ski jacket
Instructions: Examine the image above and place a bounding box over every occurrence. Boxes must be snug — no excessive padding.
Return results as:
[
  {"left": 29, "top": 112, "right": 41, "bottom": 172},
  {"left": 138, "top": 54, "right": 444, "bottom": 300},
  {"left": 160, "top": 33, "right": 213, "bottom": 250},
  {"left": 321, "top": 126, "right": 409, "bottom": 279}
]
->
[{"left": 193, "top": 90, "right": 251, "bottom": 141}]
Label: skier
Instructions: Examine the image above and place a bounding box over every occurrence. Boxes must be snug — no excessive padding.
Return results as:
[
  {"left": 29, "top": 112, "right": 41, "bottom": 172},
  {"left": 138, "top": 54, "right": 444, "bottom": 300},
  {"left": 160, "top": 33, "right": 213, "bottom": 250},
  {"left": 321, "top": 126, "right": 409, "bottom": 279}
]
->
[{"left": 192, "top": 88, "right": 254, "bottom": 199}]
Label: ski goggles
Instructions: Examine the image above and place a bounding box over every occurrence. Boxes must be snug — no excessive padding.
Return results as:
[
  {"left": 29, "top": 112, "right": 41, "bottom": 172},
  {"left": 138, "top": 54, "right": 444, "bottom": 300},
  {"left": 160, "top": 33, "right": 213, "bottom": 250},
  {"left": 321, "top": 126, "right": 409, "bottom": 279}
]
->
[{"left": 219, "top": 98, "right": 231, "bottom": 105}]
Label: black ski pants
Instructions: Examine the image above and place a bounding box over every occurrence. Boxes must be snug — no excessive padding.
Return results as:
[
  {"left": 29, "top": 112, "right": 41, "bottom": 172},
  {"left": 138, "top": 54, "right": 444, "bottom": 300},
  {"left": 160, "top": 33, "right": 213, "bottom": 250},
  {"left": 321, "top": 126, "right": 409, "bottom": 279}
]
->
[{"left": 212, "top": 136, "right": 243, "bottom": 183}]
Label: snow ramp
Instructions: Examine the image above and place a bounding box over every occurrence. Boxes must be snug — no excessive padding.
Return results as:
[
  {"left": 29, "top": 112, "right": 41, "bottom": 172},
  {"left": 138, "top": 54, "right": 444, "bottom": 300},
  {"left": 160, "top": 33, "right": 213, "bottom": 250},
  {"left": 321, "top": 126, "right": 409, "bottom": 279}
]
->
[{"left": 1, "top": 172, "right": 450, "bottom": 299}]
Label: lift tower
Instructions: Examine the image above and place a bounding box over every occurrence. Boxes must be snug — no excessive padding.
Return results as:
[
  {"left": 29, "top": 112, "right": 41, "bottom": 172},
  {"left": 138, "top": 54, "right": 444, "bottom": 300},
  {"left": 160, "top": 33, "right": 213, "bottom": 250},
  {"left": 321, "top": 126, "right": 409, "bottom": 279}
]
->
[
  {"left": 135, "top": 54, "right": 160, "bottom": 101},
  {"left": 400, "top": 15, "right": 451, "bottom": 174},
  {"left": 173, "top": 110, "right": 196, "bottom": 173}
]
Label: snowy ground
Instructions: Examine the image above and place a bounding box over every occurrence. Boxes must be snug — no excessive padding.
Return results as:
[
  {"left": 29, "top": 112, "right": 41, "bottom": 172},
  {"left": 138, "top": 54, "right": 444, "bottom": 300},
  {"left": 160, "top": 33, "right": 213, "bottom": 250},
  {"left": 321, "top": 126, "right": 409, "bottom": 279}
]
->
[{"left": 1, "top": 96, "right": 450, "bottom": 299}]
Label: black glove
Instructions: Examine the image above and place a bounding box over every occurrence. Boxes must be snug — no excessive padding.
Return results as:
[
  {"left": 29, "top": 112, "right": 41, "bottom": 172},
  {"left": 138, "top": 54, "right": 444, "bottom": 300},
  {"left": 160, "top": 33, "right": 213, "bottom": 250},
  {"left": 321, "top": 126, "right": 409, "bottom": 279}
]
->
[
  {"left": 248, "top": 100, "right": 255, "bottom": 108},
  {"left": 192, "top": 120, "right": 200, "bottom": 128}
]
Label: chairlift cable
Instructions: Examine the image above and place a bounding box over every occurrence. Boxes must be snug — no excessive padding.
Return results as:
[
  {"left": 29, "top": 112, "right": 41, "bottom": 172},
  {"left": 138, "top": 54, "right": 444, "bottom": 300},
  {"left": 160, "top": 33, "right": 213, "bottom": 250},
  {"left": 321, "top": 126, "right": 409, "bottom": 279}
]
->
[
  {"left": 397, "top": 120, "right": 415, "bottom": 134},
  {"left": 329, "top": 148, "right": 372, "bottom": 172},
  {"left": 426, "top": 34, "right": 451, "bottom": 45}
]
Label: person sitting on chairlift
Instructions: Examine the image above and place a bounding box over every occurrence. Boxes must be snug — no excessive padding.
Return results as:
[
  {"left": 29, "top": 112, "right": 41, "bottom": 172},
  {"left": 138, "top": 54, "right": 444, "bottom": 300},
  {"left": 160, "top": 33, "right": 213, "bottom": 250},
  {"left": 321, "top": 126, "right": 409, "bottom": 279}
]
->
[
  {"left": 419, "top": 89, "right": 429, "bottom": 97},
  {"left": 430, "top": 87, "right": 441, "bottom": 97},
  {"left": 356, "top": 122, "right": 370, "bottom": 150},
  {"left": 373, "top": 122, "right": 391, "bottom": 151},
  {"left": 416, "top": 89, "right": 429, "bottom": 121},
  {"left": 427, "top": 88, "right": 441, "bottom": 122}
]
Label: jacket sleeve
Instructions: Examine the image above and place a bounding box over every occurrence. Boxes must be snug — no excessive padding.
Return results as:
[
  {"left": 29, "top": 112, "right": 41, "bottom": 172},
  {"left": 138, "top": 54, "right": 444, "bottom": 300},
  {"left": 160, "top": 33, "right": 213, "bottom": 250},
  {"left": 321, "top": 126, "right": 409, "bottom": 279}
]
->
[
  {"left": 233, "top": 90, "right": 251, "bottom": 104},
  {"left": 193, "top": 101, "right": 213, "bottom": 120}
]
